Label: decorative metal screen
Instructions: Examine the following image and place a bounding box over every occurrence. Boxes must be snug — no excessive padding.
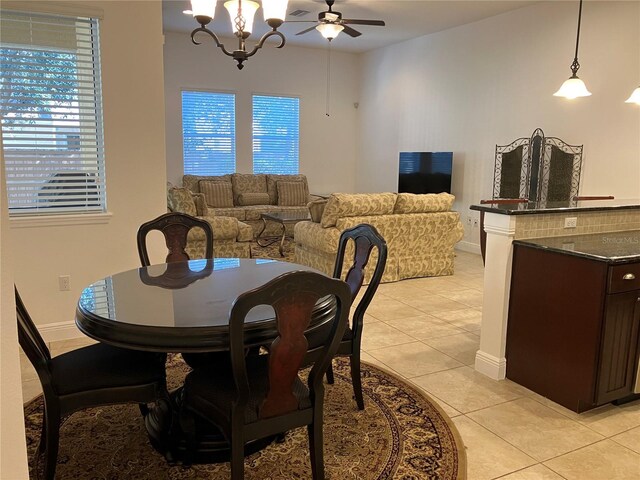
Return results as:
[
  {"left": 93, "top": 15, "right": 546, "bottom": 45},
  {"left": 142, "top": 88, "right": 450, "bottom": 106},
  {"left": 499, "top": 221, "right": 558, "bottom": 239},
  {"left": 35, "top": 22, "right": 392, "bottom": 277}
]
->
[{"left": 493, "top": 128, "right": 583, "bottom": 206}]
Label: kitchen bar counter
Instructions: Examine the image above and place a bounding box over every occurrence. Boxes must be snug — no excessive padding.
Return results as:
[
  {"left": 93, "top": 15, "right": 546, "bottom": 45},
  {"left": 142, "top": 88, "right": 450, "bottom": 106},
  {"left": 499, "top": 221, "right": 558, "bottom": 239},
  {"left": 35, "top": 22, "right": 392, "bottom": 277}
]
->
[{"left": 471, "top": 198, "right": 640, "bottom": 215}]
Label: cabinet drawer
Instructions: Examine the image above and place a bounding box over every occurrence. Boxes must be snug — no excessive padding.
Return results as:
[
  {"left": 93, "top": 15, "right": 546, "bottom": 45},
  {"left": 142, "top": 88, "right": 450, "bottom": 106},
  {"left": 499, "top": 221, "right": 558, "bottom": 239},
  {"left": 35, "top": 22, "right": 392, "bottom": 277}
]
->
[{"left": 608, "top": 263, "right": 640, "bottom": 294}]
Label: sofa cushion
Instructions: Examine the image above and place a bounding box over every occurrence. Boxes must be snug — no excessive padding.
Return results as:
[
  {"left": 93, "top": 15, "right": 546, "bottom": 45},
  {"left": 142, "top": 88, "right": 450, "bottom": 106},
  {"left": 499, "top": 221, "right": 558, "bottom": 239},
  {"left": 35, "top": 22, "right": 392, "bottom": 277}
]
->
[
  {"left": 266, "top": 174, "right": 308, "bottom": 205},
  {"left": 394, "top": 193, "right": 455, "bottom": 214},
  {"left": 277, "top": 181, "right": 308, "bottom": 206},
  {"left": 231, "top": 174, "right": 267, "bottom": 204},
  {"left": 321, "top": 193, "right": 397, "bottom": 228},
  {"left": 200, "top": 181, "right": 234, "bottom": 208},
  {"left": 208, "top": 207, "right": 247, "bottom": 221},
  {"left": 167, "top": 186, "right": 197, "bottom": 216},
  {"left": 307, "top": 199, "right": 327, "bottom": 223},
  {"left": 183, "top": 174, "right": 232, "bottom": 193},
  {"left": 237, "top": 192, "right": 270, "bottom": 206}
]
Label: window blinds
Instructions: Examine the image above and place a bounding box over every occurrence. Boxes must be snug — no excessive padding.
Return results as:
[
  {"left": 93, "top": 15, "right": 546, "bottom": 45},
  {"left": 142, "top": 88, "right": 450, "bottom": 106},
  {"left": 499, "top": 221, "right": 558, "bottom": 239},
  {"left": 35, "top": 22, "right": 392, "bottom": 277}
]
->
[
  {"left": 0, "top": 11, "right": 105, "bottom": 215},
  {"left": 252, "top": 95, "right": 299, "bottom": 175},
  {"left": 182, "top": 91, "right": 236, "bottom": 176}
]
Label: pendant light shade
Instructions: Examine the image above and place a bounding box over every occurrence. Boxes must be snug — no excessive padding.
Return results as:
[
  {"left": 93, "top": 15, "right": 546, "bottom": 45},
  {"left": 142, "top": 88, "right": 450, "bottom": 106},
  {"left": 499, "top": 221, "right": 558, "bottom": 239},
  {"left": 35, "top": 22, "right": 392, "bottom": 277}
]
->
[
  {"left": 554, "top": 75, "right": 592, "bottom": 99},
  {"left": 316, "top": 23, "right": 344, "bottom": 40},
  {"left": 555, "top": 0, "right": 591, "bottom": 99},
  {"left": 262, "top": 0, "right": 288, "bottom": 25},
  {"left": 191, "top": 0, "right": 217, "bottom": 24},
  {"left": 225, "top": 0, "right": 259, "bottom": 36},
  {"left": 625, "top": 86, "right": 640, "bottom": 105}
]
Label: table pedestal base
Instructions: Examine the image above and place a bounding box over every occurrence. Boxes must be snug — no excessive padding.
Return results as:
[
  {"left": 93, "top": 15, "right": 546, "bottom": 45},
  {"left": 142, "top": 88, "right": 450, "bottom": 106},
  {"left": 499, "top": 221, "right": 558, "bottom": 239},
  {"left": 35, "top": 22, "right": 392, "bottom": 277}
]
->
[{"left": 145, "top": 389, "right": 276, "bottom": 464}]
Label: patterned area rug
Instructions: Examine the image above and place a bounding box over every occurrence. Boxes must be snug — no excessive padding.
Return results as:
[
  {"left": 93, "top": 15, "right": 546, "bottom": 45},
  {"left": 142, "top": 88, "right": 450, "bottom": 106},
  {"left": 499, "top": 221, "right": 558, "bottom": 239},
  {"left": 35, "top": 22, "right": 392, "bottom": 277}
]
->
[
  {"left": 24, "top": 356, "right": 466, "bottom": 479},
  {"left": 250, "top": 237, "right": 296, "bottom": 262}
]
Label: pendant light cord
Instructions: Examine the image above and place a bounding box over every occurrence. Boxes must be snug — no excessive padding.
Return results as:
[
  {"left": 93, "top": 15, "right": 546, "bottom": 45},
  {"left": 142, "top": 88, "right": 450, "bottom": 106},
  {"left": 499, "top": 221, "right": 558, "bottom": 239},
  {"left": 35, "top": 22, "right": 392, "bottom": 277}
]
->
[
  {"left": 326, "top": 41, "right": 332, "bottom": 117},
  {"left": 571, "top": 0, "right": 583, "bottom": 75}
]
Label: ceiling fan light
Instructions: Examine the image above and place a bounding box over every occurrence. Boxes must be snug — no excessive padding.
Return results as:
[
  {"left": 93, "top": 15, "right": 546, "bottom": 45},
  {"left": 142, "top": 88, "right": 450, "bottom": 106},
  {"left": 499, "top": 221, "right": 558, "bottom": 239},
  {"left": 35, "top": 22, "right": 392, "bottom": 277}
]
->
[
  {"left": 262, "top": 0, "right": 288, "bottom": 23},
  {"left": 553, "top": 75, "right": 592, "bottom": 99},
  {"left": 625, "top": 86, "right": 640, "bottom": 105},
  {"left": 191, "top": 0, "right": 217, "bottom": 23},
  {"left": 316, "top": 23, "right": 344, "bottom": 40},
  {"left": 224, "top": 0, "right": 259, "bottom": 35}
]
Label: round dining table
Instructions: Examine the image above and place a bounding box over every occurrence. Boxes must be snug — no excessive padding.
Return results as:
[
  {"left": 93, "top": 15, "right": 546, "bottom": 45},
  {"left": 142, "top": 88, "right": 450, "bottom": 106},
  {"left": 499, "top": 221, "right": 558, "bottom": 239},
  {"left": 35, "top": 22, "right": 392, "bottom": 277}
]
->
[{"left": 75, "top": 257, "right": 337, "bottom": 464}]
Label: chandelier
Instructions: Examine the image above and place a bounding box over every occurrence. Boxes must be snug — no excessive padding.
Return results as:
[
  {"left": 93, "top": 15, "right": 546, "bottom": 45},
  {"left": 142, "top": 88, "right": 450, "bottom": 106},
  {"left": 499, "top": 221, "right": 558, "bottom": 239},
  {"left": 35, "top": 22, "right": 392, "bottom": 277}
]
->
[{"left": 189, "top": 0, "right": 289, "bottom": 70}]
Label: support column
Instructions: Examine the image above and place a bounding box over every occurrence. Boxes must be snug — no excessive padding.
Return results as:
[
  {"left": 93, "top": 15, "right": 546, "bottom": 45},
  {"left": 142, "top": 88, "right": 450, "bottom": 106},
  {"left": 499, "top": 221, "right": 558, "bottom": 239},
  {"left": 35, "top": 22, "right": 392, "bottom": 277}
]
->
[{"left": 475, "top": 213, "right": 517, "bottom": 380}]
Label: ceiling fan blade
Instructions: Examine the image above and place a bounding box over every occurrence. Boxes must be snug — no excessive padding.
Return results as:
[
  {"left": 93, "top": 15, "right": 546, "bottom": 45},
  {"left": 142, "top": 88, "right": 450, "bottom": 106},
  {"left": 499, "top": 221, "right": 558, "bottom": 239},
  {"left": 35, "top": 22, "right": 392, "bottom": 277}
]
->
[
  {"left": 342, "top": 25, "right": 362, "bottom": 37},
  {"left": 296, "top": 25, "right": 319, "bottom": 36},
  {"left": 342, "top": 19, "right": 386, "bottom": 26}
]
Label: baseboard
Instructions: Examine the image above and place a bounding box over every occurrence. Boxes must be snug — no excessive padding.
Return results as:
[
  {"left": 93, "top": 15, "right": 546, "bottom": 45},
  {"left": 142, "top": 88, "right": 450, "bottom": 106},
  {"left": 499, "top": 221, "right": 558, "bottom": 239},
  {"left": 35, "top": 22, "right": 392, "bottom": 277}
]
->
[
  {"left": 39, "top": 320, "right": 84, "bottom": 343},
  {"left": 475, "top": 350, "right": 506, "bottom": 380},
  {"left": 455, "top": 241, "right": 481, "bottom": 255}
]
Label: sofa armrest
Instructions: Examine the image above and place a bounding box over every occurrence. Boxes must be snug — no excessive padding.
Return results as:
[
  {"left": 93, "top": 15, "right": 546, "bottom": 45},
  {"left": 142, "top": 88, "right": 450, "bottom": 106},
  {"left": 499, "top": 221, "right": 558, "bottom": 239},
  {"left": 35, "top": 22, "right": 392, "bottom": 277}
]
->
[
  {"left": 294, "top": 221, "right": 341, "bottom": 254},
  {"left": 197, "top": 215, "right": 245, "bottom": 242}
]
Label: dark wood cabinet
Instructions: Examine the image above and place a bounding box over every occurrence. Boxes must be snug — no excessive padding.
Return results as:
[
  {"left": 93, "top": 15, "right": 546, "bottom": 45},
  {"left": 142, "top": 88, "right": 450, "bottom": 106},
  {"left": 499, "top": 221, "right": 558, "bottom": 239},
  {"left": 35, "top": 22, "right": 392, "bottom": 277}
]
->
[{"left": 506, "top": 243, "right": 640, "bottom": 413}]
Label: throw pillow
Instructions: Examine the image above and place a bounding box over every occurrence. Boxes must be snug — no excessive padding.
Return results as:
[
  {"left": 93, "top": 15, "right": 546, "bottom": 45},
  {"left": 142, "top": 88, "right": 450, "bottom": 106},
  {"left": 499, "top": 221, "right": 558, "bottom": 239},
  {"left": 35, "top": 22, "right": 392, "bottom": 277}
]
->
[
  {"left": 266, "top": 174, "right": 308, "bottom": 205},
  {"left": 307, "top": 199, "right": 328, "bottom": 223},
  {"left": 167, "top": 186, "right": 197, "bottom": 216},
  {"left": 237, "top": 192, "right": 270, "bottom": 206},
  {"left": 393, "top": 192, "right": 455, "bottom": 214},
  {"left": 277, "top": 181, "right": 308, "bottom": 206},
  {"left": 200, "top": 181, "right": 234, "bottom": 208},
  {"left": 191, "top": 192, "right": 209, "bottom": 216}
]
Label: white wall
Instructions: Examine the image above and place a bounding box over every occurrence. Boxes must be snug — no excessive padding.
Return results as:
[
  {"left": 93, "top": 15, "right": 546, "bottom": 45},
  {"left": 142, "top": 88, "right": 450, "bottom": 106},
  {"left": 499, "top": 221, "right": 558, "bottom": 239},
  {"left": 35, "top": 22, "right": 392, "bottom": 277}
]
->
[
  {"left": 358, "top": 1, "right": 640, "bottom": 249},
  {"left": 163, "top": 31, "right": 360, "bottom": 195},
  {"left": 8, "top": 0, "right": 168, "bottom": 332}
]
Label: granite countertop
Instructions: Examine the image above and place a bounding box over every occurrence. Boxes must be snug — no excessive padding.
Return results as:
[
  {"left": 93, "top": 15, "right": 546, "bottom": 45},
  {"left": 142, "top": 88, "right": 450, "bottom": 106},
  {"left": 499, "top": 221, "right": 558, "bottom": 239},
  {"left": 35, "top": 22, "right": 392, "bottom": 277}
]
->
[
  {"left": 513, "top": 230, "right": 640, "bottom": 264},
  {"left": 470, "top": 199, "right": 640, "bottom": 215}
]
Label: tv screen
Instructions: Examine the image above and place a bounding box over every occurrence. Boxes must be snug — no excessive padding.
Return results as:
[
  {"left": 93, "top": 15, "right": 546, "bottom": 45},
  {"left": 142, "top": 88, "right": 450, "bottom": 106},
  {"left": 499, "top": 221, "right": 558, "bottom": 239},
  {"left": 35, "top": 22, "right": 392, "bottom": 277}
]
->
[{"left": 398, "top": 152, "right": 453, "bottom": 194}]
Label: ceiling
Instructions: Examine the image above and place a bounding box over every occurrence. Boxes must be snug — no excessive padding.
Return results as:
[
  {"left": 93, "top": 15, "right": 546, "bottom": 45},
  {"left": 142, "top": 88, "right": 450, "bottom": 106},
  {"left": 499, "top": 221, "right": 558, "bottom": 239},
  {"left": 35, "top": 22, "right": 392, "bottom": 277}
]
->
[{"left": 162, "top": 0, "right": 536, "bottom": 53}]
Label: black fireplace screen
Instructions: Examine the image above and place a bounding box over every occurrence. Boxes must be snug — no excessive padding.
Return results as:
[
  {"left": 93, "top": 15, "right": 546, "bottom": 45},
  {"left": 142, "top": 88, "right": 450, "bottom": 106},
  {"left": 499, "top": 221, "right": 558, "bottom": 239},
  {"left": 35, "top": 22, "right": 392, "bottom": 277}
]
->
[{"left": 492, "top": 128, "right": 583, "bottom": 206}]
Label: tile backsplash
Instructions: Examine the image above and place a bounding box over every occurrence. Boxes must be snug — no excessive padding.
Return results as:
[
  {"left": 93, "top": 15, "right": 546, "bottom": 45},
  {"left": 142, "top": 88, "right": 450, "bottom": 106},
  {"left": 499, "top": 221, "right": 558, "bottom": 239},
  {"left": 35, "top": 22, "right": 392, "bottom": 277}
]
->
[{"left": 514, "top": 209, "right": 640, "bottom": 240}]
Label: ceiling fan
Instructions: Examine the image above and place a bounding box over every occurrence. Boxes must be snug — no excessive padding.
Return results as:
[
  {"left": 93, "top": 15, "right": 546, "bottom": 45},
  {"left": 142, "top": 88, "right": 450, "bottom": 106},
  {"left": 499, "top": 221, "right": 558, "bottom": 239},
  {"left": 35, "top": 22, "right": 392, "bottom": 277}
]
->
[{"left": 293, "top": 0, "right": 386, "bottom": 40}]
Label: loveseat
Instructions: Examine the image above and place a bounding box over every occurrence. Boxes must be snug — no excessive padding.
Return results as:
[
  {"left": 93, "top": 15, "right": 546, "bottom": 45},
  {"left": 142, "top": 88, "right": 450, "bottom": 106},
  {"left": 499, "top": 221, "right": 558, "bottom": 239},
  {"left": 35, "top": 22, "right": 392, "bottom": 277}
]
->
[
  {"left": 294, "top": 192, "right": 465, "bottom": 283},
  {"left": 167, "top": 185, "right": 254, "bottom": 258},
  {"left": 182, "top": 173, "right": 316, "bottom": 237}
]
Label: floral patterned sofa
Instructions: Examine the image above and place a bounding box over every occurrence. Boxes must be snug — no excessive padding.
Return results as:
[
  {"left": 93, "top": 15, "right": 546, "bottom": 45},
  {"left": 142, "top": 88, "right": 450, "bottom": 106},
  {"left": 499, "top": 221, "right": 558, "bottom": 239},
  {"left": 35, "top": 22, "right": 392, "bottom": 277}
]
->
[
  {"left": 167, "top": 185, "right": 254, "bottom": 258},
  {"left": 182, "top": 173, "right": 316, "bottom": 237},
  {"left": 294, "top": 192, "right": 465, "bottom": 283}
]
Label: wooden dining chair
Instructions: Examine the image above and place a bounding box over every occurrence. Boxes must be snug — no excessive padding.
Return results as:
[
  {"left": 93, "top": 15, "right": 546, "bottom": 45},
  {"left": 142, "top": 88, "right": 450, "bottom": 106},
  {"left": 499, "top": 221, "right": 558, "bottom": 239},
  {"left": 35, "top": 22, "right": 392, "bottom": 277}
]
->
[
  {"left": 16, "top": 287, "right": 169, "bottom": 480},
  {"left": 137, "top": 212, "right": 213, "bottom": 266},
  {"left": 179, "top": 271, "right": 351, "bottom": 480},
  {"left": 325, "top": 223, "right": 387, "bottom": 410}
]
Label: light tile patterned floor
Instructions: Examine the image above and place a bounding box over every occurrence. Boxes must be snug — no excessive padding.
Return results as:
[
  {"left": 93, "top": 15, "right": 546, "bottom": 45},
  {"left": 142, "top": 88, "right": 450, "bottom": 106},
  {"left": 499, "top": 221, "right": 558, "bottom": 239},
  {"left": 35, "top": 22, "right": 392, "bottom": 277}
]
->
[{"left": 20, "top": 251, "right": 640, "bottom": 479}]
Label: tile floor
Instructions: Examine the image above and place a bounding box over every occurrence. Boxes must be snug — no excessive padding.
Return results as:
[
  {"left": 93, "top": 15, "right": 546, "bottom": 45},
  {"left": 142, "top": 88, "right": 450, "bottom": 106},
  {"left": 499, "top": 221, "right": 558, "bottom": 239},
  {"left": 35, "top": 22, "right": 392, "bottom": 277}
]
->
[{"left": 20, "top": 251, "right": 640, "bottom": 479}]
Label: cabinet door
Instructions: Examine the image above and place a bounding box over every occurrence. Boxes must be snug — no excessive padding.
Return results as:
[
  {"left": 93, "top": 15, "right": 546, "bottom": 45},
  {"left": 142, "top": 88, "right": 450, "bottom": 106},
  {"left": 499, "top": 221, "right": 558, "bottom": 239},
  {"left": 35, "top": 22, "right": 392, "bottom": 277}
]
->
[{"left": 596, "top": 290, "right": 640, "bottom": 405}]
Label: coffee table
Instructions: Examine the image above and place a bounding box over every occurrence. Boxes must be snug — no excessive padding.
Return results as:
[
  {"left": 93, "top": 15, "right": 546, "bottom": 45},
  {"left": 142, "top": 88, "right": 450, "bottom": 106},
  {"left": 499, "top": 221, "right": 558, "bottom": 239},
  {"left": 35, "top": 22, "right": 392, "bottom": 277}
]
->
[{"left": 257, "top": 211, "right": 310, "bottom": 257}]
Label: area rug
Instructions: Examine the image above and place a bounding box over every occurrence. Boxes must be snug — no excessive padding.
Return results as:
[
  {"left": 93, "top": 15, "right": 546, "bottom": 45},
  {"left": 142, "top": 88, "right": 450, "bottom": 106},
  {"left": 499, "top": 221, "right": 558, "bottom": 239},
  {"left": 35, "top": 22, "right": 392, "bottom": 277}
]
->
[
  {"left": 24, "top": 356, "right": 466, "bottom": 480},
  {"left": 250, "top": 237, "right": 295, "bottom": 262}
]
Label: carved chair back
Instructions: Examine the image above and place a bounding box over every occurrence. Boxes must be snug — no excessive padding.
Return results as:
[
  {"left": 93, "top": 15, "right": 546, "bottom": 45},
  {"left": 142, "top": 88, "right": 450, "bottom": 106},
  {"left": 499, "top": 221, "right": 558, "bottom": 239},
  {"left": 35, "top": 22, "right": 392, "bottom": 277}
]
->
[
  {"left": 137, "top": 212, "right": 213, "bottom": 266},
  {"left": 228, "top": 271, "right": 350, "bottom": 421},
  {"left": 16, "top": 287, "right": 53, "bottom": 389}
]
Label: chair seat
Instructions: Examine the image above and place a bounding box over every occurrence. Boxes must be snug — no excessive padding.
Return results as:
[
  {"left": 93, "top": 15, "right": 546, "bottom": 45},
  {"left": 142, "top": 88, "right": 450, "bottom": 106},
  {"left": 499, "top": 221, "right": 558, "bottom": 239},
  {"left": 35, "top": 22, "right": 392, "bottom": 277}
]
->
[
  {"left": 184, "top": 354, "right": 311, "bottom": 424},
  {"left": 51, "top": 343, "right": 166, "bottom": 396}
]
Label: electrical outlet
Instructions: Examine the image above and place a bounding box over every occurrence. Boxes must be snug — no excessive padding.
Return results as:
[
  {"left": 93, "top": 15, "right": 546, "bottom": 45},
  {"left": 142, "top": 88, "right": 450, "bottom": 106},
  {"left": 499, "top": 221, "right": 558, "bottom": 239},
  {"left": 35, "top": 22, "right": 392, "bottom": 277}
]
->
[
  {"left": 564, "top": 217, "right": 578, "bottom": 228},
  {"left": 58, "top": 275, "right": 71, "bottom": 291}
]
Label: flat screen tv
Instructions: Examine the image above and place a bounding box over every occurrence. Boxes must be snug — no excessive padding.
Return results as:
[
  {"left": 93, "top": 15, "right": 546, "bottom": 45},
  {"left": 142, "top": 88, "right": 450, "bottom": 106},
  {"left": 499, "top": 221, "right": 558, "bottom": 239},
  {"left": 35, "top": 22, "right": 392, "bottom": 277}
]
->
[{"left": 398, "top": 152, "right": 453, "bottom": 194}]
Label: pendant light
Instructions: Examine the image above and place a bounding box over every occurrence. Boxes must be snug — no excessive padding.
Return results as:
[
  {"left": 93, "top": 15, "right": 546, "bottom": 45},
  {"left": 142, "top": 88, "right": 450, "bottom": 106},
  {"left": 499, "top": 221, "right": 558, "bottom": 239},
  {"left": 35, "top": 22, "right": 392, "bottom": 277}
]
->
[
  {"left": 625, "top": 86, "right": 640, "bottom": 105},
  {"left": 554, "top": 0, "right": 591, "bottom": 99}
]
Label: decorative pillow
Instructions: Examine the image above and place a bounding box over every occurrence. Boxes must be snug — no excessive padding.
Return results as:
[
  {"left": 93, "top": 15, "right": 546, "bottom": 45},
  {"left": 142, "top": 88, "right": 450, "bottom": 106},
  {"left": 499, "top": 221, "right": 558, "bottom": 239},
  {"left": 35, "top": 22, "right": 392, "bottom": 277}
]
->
[
  {"left": 167, "top": 186, "right": 197, "bottom": 216},
  {"left": 393, "top": 193, "right": 455, "bottom": 214},
  {"left": 307, "top": 199, "right": 328, "bottom": 223},
  {"left": 200, "top": 181, "right": 234, "bottom": 208},
  {"left": 183, "top": 174, "right": 232, "bottom": 193},
  {"left": 321, "top": 193, "right": 397, "bottom": 228},
  {"left": 277, "top": 181, "right": 308, "bottom": 206},
  {"left": 266, "top": 174, "right": 308, "bottom": 205},
  {"left": 237, "top": 192, "right": 270, "bottom": 206},
  {"left": 191, "top": 192, "right": 209, "bottom": 216},
  {"left": 231, "top": 174, "right": 267, "bottom": 204}
]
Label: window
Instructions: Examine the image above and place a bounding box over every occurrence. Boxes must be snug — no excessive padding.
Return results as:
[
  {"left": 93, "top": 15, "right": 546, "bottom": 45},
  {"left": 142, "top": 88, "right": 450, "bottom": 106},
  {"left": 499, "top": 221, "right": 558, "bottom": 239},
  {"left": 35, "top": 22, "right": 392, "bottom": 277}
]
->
[
  {"left": 182, "top": 91, "right": 235, "bottom": 176},
  {"left": 1, "top": 11, "right": 106, "bottom": 215},
  {"left": 252, "top": 95, "right": 299, "bottom": 174}
]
